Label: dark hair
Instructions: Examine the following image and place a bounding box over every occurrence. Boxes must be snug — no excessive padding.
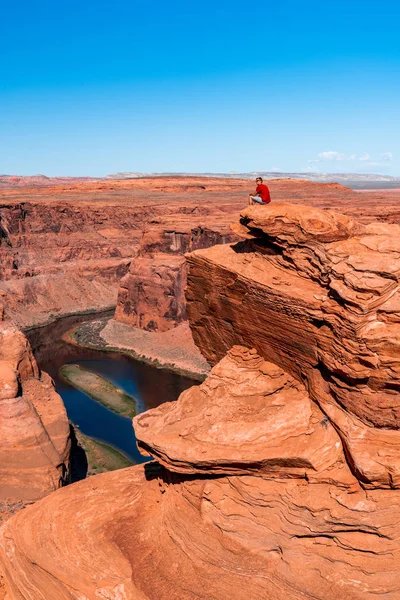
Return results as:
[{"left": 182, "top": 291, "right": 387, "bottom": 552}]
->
[{"left": 256, "top": 177, "right": 263, "bottom": 182}]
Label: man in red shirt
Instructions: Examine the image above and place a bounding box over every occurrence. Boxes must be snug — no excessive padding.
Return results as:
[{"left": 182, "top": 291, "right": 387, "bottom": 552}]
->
[{"left": 248, "top": 177, "right": 271, "bottom": 205}]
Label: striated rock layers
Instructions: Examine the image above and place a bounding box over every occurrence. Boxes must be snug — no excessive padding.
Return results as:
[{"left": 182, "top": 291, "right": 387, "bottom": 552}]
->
[
  {"left": 0, "top": 202, "right": 138, "bottom": 327},
  {"left": 0, "top": 183, "right": 237, "bottom": 328},
  {"left": 115, "top": 254, "right": 188, "bottom": 331},
  {"left": 0, "top": 345, "right": 399, "bottom": 598},
  {"left": 186, "top": 203, "right": 400, "bottom": 490},
  {"left": 2, "top": 175, "right": 400, "bottom": 329},
  {"left": 0, "top": 321, "right": 70, "bottom": 507},
  {"left": 115, "top": 224, "right": 236, "bottom": 331},
  {"left": 2, "top": 203, "right": 400, "bottom": 598}
]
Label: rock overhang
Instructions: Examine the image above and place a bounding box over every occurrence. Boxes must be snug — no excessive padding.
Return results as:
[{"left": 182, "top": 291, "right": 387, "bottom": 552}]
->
[{"left": 185, "top": 202, "right": 400, "bottom": 489}]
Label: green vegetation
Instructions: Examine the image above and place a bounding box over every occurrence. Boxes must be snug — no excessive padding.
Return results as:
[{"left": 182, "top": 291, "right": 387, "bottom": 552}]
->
[
  {"left": 60, "top": 363, "right": 137, "bottom": 417},
  {"left": 73, "top": 427, "right": 133, "bottom": 475}
]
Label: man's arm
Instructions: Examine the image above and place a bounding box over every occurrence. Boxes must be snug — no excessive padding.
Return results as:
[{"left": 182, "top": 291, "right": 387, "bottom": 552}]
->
[{"left": 249, "top": 186, "right": 261, "bottom": 197}]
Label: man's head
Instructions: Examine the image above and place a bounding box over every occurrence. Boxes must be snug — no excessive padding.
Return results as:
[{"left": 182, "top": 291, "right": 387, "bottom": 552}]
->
[{"left": 256, "top": 177, "right": 263, "bottom": 184}]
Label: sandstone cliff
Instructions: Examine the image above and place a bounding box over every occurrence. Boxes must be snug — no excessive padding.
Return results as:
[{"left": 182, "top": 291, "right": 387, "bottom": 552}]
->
[
  {"left": 0, "top": 321, "right": 70, "bottom": 514},
  {"left": 2, "top": 203, "right": 400, "bottom": 598},
  {"left": 114, "top": 224, "right": 236, "bottom": 331},
  {"left": 111, "top": 178, "right": 400, "bottom": 333},
  {"left": 1, "top": 176, "right": 399, "bottom": 328},
  {"left": 186, "top": 203, "right": 400, "bottom": 489}
]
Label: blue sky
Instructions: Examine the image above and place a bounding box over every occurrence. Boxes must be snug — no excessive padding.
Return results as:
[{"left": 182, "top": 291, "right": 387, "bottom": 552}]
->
[{"left": 1, "top": 0, "right": 399, "bottom": 176}]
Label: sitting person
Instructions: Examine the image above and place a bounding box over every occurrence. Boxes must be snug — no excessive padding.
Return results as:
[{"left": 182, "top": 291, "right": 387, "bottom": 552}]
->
[{"left": 248, "top": 177, "right": 271, "bottom": 205}]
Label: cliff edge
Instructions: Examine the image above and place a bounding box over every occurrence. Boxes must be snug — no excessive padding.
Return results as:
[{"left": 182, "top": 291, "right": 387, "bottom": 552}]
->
[{"left": 1, "top": 203, "right": 400, "bottom": 599}]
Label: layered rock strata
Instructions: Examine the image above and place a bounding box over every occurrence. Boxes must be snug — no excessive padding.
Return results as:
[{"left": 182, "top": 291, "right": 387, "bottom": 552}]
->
[
  {"left": 115, "top": 255, "right": 187, "bottom": 331},
  {"left": 0, "top": 191, "right": 236, "bottom": 328},
  {"left": 1, "top": 346, "right": 399, "bottom": 598},
  {"left": 114, "top": 224, "right": 236, "bottom": 330},
  {"left": 0, "top": 202, "right": 140, "bottom": 326},
  {"left": 186, "top": 203, "right": 400, "bottom": 489},
  {"left": 2, "top": 203, "right": 400, "bottom": 598},
  {"left": 0, "top": 322, "right": 70, "bottom": 505},
  {"left": 1, "top": 176, "right": 399, "bottom": 328}
]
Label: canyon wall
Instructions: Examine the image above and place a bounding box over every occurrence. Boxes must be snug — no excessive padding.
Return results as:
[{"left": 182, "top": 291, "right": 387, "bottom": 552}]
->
[
  {"left": 0, "top": 202, "right": 141, "bottom": 326},
  {"left": 114, "top": 224, "right": 236, "bottom": 331},
  {"left": 2, "top": 176, "right": 400, "bottom": 329},
  {"left": 0, "top": 320, "right": 70, "bottom": 519},
  {"left": 2, "top": 203, "right": 400, "bottom": 598},
  {"left": 111, "top": 179, "right": 400, "bottom": 333},
  {"left": 0, "top": 178, "right": 242, "bottom": 327}
]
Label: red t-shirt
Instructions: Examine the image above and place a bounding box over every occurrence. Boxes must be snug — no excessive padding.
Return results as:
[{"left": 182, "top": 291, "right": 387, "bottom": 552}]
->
[{"left": 256, "top": 184, "right": 271, "bottom": 203}]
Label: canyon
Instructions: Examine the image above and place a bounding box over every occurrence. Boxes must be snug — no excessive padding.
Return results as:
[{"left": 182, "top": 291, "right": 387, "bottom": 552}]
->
[
  {"left": 2, "top": 176, "right": 400, "bottom": 329},
  {"left": 1, "top": 178, "right": 400, "bottom": 598}
]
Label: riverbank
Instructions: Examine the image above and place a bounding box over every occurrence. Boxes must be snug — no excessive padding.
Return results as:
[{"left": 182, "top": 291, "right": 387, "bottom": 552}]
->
[
  {"left": 26, "top": 310, "right": 198, "bottom": 467},
  {"left": 22, "top": 305, "right": 116, "bottom": 333},
  {"left": 71, "top": 426, "right": 133, "bottom": 477},
  {"left": 66, "top": 317, "right": 210, "bottom": 381}
]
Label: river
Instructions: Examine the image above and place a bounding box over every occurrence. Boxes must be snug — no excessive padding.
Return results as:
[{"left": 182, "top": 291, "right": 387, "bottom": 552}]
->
[{"left": 25, "top": 311, "right": 197, "bottom": 463}]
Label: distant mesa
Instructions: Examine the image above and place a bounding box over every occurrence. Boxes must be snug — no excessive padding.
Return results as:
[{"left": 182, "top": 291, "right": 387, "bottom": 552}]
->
[{"left": 1, "top": 171, "right": 399, "bottom": 189}]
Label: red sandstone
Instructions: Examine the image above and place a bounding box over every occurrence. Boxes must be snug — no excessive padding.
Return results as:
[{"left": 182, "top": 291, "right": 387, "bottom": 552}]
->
[
  {"left": 1, "top": 202, "right": 400, "bottom": 598},
  {"left": 1, "top": 176, "right": 400, "bottom": 328},
  {"left": 0, "top": 322, "right": 70, "bottom": 513}
]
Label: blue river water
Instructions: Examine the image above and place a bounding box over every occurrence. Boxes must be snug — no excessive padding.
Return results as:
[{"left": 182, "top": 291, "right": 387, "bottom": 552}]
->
[{"left": 26, "top": 312, "right": 198, "bottom": 463}]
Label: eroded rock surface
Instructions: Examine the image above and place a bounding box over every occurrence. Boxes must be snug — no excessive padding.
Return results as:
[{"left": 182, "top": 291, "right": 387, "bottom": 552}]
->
[
  {"left": 2, "top": 202, "right": 400, "bottom": 599},
  {"left": 1, "top": 176, "right": 399, "bottom": 328},
  {"left": 1, "top": 346, "right": 399, "bottom": 599},
  {"left": 0, "top": 322, "right": 70, "bottom": 507},
  {"left": 186, "top": 203, "right": 400, "bottom": 489},
  {"left": 115, "top": 254, "right": 187, "bottom": 331},
  {"left": 135, "top": 346, "right": 355, "bottom": 486},
  {"left": 114, "top": 221, "right": 236, "bottom": 331}
]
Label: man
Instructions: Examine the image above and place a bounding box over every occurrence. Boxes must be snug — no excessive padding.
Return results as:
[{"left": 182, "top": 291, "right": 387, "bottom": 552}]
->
[{"left": 248, "top": 177, "right": 271, "bottom": 205}]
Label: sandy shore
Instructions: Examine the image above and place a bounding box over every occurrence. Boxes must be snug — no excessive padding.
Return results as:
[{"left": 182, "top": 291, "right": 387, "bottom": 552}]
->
[{"left": 67, "top": 317, "right": 210, "bottom": 380}]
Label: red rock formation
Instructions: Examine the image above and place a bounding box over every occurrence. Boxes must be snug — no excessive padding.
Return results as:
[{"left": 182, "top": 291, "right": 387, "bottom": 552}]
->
[
  {"left": 186, "top": 203, "right": 400, "bottom": 489},
  {"left": 3, "top": 198, "right": 400, "bottom": 598},
  {"left": 111, "top": 179, "right": 400, "bottom": 333},
  {"left": 0, "top": 175, "right": 101, "bottom": 188},
  {"left": 1, "top": 176, "right": 400, "bottom": 328},
  {"left": 0, "top": 322, "right": 70, "bottom": 508},
  {"left": 114, "top": 222, "right": 236, "bottom": 330},
  {"left": 1, "top": 346, "right": 399, "bottom": 599},
  {"left": 135, "top": 346, "right": 355, "bottom": 486},
  {"left": 115, "top": 255, "right": 187, "bottom": 331}
]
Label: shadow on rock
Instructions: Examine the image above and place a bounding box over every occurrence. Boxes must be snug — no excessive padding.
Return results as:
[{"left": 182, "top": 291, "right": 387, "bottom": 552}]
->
[{"left": 69, "top": 425, "right": 88, "bottom": 483}]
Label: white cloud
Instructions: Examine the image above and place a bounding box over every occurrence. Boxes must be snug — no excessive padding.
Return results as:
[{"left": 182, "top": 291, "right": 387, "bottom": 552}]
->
[
  {"left": 310, "top": 151, "right": 359, "bottom": 163},
  {"left": 309, "top": 151, "right": 393, "bottom": 166},
  {"left": 305, "top": 150, "right": 395, "bottom": 175},
  {"left": 317, "top": 151, "right": 347, "bottom": 161}
]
